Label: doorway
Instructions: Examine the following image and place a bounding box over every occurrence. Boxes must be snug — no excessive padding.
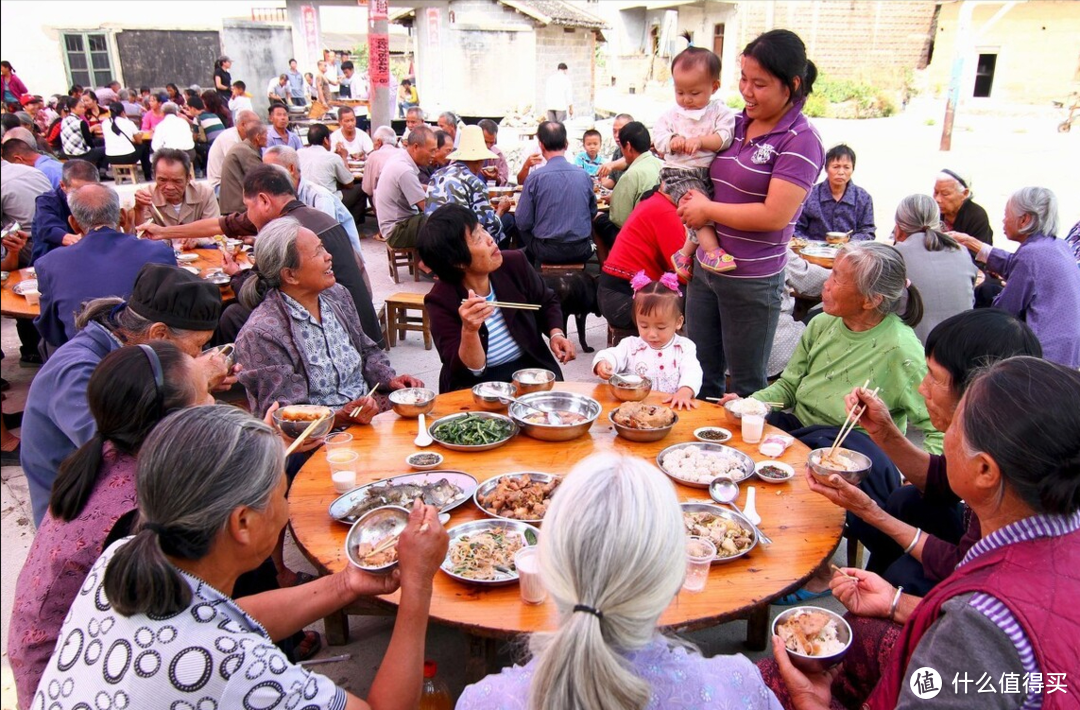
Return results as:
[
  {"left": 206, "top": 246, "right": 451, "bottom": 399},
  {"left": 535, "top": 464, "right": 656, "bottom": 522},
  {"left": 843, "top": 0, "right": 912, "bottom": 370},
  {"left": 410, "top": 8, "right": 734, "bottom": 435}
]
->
[
  {"left": 713, "top": 23, "right": 725, "bottom": 75},
  {"left": 974, "top": 53, "right": 997, "bottom": 98}
]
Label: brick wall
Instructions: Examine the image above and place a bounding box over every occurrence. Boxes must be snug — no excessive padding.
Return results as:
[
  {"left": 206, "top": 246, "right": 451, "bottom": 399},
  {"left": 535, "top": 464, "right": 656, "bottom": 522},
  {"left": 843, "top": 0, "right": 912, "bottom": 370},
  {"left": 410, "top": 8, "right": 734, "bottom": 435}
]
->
[
  {"left": 735, "top": 0, "right": 936, "bottom": 88},
  {"left": 535, "top": 24, "right": 597, "bottom": 116}
]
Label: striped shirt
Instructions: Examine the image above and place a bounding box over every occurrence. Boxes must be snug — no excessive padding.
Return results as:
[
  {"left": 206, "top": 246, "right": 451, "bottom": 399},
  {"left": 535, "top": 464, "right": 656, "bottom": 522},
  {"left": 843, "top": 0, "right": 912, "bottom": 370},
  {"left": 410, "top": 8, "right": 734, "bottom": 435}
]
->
[
  {"left": 708, "top": 99, "right": 824, "bottom": 278},
  {"left": 484, "top": 289, "right": 523, "bottom": 367},
  {"left": 961, "top": 510, "right": 1080, "bottom": 709}
]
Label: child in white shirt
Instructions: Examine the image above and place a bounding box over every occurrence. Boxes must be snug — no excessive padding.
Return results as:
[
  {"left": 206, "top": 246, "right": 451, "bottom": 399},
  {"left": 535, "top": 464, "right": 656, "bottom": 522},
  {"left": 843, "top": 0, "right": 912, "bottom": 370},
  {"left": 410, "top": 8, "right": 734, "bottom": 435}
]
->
[
  {"left": 653, "top": 47, "right": 736, "bottom": 279},
  {"left": 593, "top": 272, "right": 702, "bottom": 409}
]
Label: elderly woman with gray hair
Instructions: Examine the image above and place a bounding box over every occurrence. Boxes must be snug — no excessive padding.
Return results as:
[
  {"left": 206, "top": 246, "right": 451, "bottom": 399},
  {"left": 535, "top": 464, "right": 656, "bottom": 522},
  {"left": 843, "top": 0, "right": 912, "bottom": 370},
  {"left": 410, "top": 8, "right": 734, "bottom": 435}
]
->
[
  {"left": 458, "top": 453, "right": 781, "bottom": 710},
  {"left": 32, "top": 404, "right": 448, "bottom": 710},
  {"left": 952, "top": 186, "right": 1080, "bottom": 368},
  {"left": 235, "top": 216, "right": 423, "bottom": 427},
  {"left": 891, "top": 193, "right": 978, "bottom": 343},
  {"left": 721, "top": 242, "right": 939, "bottom": 602}
]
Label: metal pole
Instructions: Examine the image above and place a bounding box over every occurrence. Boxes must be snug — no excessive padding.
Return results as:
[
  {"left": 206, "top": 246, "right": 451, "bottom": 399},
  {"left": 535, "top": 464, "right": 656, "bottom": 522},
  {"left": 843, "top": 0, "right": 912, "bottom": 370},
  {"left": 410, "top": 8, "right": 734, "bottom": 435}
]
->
[
  {"left": 940, "top": 1, "right": 974, "bottom": 151},
  {"left": 367, "top": 0, "right": 391, "bottom": 129}
]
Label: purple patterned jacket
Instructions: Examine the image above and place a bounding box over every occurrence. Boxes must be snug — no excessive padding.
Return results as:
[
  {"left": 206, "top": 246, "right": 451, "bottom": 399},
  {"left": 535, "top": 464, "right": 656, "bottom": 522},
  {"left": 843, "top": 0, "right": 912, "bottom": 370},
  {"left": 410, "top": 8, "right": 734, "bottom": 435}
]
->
[{"left": 235, "top": 284, "right": 396, "bottom": 416}]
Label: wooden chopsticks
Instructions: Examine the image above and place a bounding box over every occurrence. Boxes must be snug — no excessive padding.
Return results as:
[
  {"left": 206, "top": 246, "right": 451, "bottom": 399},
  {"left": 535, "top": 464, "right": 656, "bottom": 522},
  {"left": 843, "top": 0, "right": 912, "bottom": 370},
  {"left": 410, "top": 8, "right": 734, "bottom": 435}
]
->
[
  {"left": 284, "top": 413, "right": 331, "bottom": 456},
  {"left": 825, "top": 381, "right": 878, "bottom": 463},
  {"left": 460, "top": 298, "right": 540, "bottom": 311},
  {"left": 349, "top": 384, "right": 380, "bottom": 419},
  {"left": 705, "top": 398, "right": 785, "bottom": 408}
]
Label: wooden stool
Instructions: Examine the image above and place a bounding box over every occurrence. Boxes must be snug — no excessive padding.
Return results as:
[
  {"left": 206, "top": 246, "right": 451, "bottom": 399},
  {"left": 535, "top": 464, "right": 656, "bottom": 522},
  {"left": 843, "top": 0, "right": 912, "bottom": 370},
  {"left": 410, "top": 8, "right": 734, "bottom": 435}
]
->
[
  {"left": 376, "top": 303, "right": 389, "bottom": 351},
  {"left": 386, "top": 243, "right": 418, "bottom": 284},
  {"left": 384, "top": 292, "right": 431, "bottom": 349},
  {"left": 112, "top": 164, "right": 139, "bottom": 185},
  {"left": 607, "top": 324, "right": 637, "bottom": 347}
]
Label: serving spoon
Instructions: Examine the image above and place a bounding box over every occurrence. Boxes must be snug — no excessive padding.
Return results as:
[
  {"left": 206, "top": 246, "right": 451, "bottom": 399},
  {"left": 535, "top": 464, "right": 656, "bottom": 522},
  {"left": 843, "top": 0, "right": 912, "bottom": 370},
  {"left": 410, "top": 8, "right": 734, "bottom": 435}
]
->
[
  {"left": 414, "top": 413, "right": 433, "bottom": 447},
  {"left": 480, "top": 386, "right": 564, "bottom": 425},
  {"left": 709, "top": 478, "right": 773, "bottom": 546}
]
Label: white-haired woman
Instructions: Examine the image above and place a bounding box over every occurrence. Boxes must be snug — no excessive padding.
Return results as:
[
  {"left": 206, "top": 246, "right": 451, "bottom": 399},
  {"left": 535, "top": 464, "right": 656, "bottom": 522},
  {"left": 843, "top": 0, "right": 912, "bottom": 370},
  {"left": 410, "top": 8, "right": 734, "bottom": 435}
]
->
[
  {"left": 952, "top": 186, "right": 1080, "bottom": 368},
  {"left": 235, "top": 216, "right": 423, "bottom": 427},
  {"left": 891, "top": 194, "right": 977, "bottom": 343},
  {"left": 32, "top": 405, "right": 448, "bottom": 709},
  {"left": 457, "top": 453, "right": 781, "bottom": 710}
]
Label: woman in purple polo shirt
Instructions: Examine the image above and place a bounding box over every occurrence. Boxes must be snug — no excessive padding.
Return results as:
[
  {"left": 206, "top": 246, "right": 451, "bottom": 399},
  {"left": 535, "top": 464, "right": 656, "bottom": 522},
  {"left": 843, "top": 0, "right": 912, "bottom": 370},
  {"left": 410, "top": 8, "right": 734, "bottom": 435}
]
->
[{"left": 678, "top": 29, "right": 825, "bottom": 396}]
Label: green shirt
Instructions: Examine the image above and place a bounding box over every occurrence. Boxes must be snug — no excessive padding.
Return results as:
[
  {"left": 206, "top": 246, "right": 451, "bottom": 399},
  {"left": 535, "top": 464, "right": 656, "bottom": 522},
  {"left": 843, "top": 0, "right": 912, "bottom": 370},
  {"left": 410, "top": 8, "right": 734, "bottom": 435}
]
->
[
  {"left": 753, "top": 313, "right": 943, "bottom": 453},
  {"left": 609, "top": 152, "right": 662, "bottom": 227}
]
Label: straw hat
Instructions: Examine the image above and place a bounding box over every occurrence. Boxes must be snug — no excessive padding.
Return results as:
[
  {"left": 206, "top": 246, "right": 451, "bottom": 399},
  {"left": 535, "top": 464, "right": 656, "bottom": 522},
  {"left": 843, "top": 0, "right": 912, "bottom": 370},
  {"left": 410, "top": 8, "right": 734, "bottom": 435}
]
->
[{"left": 447, "top": 125, "right": 497, "bottom": 162}]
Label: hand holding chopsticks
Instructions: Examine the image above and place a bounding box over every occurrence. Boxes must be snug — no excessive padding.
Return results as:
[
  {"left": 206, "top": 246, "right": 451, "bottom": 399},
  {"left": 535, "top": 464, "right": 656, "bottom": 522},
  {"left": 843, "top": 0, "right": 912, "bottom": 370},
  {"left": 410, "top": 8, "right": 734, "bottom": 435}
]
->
[
  {"left": 349, "top": 383, "right": 380, "bottom": 419},
  {"left": 825, "top": 380, "right": 879, "bottom": 463},
  {"left": 284, "top": 413, "right": 332, "bottom": 456},
  {"left": 459, "top": 298, "right": 539, "bottom": 311}
]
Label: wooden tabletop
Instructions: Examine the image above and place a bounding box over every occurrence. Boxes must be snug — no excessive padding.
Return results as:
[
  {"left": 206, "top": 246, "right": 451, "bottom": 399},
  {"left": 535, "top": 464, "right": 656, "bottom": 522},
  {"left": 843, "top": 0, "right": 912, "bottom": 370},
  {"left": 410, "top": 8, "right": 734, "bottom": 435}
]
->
[
  {"left": 1, "top": 247, "right": 246, "bottom": 319},
  {"left": 289, "top": 383, "right": 844, "bottom": 638}
]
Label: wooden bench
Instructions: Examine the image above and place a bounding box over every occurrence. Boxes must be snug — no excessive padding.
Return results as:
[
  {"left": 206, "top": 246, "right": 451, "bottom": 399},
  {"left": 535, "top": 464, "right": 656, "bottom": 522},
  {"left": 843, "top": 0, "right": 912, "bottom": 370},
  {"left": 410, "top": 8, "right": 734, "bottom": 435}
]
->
[
  {"left": 376, "top": 303, "right": 389, "bottom": 351},
  {"left": 384, "top": 292, "right": 431, "bottom": 350},
  {"left": 111, "top": 164, "right": 140, "bottom": 185},
  {"left": 386, "top": 243, "right": 419, "bottom": 283}
]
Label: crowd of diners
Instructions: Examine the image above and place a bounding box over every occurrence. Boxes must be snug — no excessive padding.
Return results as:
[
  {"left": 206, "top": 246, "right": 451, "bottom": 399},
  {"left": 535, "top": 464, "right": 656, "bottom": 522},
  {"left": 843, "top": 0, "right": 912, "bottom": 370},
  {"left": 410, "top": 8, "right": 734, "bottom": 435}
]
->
[{"left": 2, "top": 25, "right": 1079, "bottom": 710}]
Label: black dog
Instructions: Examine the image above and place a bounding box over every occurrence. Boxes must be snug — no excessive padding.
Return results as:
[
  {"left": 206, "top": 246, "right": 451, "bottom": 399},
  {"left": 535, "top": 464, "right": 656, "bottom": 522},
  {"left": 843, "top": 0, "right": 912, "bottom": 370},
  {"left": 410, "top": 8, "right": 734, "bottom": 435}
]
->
[{"left": 541, "top": 269, "right": 600, "bottom": 353}]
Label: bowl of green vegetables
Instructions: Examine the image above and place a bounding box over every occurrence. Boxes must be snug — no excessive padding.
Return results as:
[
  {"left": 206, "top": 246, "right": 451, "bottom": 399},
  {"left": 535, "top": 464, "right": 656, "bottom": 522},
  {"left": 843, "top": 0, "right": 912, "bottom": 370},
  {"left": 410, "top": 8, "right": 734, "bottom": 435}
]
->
[{"left": 428, "top": 412, "right": 519, "bottom": 452}]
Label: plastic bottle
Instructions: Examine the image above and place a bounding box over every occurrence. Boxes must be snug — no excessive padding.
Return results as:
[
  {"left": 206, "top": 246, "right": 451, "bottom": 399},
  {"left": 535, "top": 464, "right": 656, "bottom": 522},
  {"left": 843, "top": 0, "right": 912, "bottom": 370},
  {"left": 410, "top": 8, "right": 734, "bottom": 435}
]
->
[{"left": 419, "top": 660, "right": 452, "bottom": 710}]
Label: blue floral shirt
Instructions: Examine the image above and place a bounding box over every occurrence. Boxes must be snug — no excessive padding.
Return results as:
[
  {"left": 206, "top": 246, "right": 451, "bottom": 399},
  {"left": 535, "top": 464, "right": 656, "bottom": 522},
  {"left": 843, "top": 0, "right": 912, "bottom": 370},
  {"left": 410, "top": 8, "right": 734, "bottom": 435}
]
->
[
  {"left": 456, "top": 638, "right": 781, "bottom": 710},
  {"left": 281, "top": 292, "right": 368, "bottom": 406},
  {"left": 425, "top": 161, "right": 503, "bottom": 240}
]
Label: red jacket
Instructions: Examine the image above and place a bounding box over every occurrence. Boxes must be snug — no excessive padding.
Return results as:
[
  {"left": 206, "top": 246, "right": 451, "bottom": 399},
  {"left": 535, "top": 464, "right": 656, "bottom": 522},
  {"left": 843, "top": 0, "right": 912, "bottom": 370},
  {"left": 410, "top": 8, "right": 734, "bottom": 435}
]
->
[{"left": 1, "top": 72, "right": 28, "bottom": 105}]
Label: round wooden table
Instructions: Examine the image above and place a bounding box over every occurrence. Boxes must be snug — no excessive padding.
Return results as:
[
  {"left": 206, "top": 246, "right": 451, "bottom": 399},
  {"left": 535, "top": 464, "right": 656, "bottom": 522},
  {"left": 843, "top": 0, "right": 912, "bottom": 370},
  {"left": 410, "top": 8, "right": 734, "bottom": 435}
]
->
[
  {"left": 0, "top": 248, "right": 246, "bottom": 319},
  {"left": 289, "top": 383, "right": 844, "bottom": 662}
]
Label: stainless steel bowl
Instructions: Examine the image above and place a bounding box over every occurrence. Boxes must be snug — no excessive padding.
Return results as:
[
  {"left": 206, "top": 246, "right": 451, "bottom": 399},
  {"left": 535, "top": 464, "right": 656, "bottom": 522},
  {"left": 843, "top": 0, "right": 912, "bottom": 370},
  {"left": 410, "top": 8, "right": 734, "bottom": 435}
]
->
[
  {"left": 773, "top": 606, "right": 853, "bottom": 673},
  {"left": 471, "top": 382, "right": 516, "bottom": 411},
  {"left": 608, "top": 373, "right": 652, "bottom": 402},
  {"left": 428, "top": 412, "right": 518, "bottom": 452},
  {"left": 509, "top": 391, "right": 600, "bottom": 442},
  {"left": 800, "top": 244, "right": 839, "bottom": 268},
  {"left": 440, "top": 518, "right": 540, "bottom": 585},
  {"left": 722, "top": 398, "right": 769, "bottom": 425},
  {"left": 512, "top": 368, "right": 555, "bottom": 395},
  {"left": 388, "top": 387, "right": 436, "bottom": 418},
  {"left": 608, "top": 408, "right": 677, "bottom": 443},
  {"left": 808, "top": 447, "right": 872, "bottom": 485},
  {"left": 473, "top": 471, "right": 561, "bottom": 524},
  {"left": 345, "top": 506, "right": 409, "bottom": 573},
  {"left": 272, "top": 405, "right": 334, "bottom": 440},
  {"left": 680, "top": 502, "right": 758, "bottom": 563}
]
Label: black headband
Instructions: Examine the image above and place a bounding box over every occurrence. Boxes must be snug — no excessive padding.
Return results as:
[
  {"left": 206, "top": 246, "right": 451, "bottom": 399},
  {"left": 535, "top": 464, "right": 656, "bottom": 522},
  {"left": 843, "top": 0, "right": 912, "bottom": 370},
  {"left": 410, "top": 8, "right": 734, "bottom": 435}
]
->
[
  {"left": 940, "top": 169, "right": 968, "bottom": 189},
  {"left": 138, "top": 344, "right": 165, "bottom": 411}
]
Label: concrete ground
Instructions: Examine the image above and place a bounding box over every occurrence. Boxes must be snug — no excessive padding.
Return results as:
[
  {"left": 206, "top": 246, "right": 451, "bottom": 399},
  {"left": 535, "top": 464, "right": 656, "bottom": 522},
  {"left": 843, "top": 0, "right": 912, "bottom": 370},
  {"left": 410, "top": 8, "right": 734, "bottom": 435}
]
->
[{"left": 2, "top": 99, "right": 1076, "bottom": 707}]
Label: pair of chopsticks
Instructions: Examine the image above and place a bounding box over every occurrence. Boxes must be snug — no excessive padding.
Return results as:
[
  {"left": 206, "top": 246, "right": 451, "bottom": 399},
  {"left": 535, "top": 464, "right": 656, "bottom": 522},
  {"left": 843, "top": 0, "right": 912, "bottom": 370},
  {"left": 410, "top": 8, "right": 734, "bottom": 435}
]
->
[
  {"left": 349, "top": 384, "right": 380, "bottom": 419},
  {"left": 360, "top": 519, "right": 432, "bottom": 561},
  {"left": 831, "top": 563, "right": 860, "bottom": 583},
  {"left": 825, "top": 380, "right": 879, "bottom": 462},
  {"left": 460, "top": 299, "right": 540, "bottom": 311},
  {"left": 284, "top": 413, "right": 332, "bottom": 456}
]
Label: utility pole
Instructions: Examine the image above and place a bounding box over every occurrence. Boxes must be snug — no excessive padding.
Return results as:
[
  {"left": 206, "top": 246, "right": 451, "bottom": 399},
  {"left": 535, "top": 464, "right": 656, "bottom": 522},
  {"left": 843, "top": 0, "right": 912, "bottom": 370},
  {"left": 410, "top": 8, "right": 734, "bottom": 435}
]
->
[
  {"left": 367, "top": 0, "right": 391, "bottom": 129},
  {"left": 940, "top": 1, "right": 974, "bottom": 151}
]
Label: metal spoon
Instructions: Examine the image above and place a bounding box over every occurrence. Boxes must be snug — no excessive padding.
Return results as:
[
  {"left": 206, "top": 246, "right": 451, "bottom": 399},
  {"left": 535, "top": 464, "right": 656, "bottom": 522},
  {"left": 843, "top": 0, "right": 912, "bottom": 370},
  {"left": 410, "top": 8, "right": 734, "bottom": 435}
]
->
[
  {"left": 709, "top": 477, "right": 773, "bottom": 546},
  {"left": 480, "top": 387, "right": 563, "bottom": 425},
  {"left": 414, "top": 413, "right": 433, "bottom": 447}
]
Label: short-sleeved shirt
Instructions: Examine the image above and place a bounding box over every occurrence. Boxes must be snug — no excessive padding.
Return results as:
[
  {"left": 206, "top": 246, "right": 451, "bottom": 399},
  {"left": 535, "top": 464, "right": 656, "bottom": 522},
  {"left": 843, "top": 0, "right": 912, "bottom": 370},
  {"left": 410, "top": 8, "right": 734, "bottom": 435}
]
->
[
  {"left": 282, "top": 291, "right": 368, "bottom": 406},
  {"left": 297, "top": 145, "right": 354, "bottom": 197},
  {"left": 709, "top": 99, "right": 824, "bottom": 278},
  {"left": 32, "top": 538, "right": 348, "bottom": 710},
  {"left": 573, "top": 151, "right": 603, "bottom": 176},
  {"left": 375, "top": 150, "right": 426, "bottom": 237},
  {"left": 266, "top": 127, "right": 302, "bottom": 151},
  {"left": 609, "top": 152, "right": 662, "bottom": 227},
  {"left": 330, "top": 127, "right": 374, "bottom": 156},
  {"left": 425, "top": 161, "right": 502, "bottom": 240},
  {"left": 197, "top": 111, "right": 226, "bottom": 143}
]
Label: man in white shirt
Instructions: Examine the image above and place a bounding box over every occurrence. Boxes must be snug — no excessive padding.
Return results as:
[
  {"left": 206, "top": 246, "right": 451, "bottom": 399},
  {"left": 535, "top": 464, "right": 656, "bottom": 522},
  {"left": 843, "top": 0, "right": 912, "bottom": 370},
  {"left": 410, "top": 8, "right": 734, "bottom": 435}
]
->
[
  {"left": 361, "top": 126, "right": 400, "bottom": 198},
  {"left": 322, "top": 49, "right": 340, "bottom": 97},
  {"left": 228, "top": 81, "right": 254, "bottom": 122},
  {"left": 150, "top": 103, "right": 195, "bottom": 158},
  {"left": 206, "top": 110, "right": 257, "bottom": 190},
  {"left": 266, "top": 75, "right": 291, "bottom": 104},
  {"left": 544, "top": 62, "right": 573, "bottom": 122},
  {"left": 330, "top": 107, "right": 373, "bottom": 158},
  {"left": 436, "top": 112, "right": 461, "bottom": 148},
  {"left": 298, "top": 123, "right": 366, "bottom": 224}
]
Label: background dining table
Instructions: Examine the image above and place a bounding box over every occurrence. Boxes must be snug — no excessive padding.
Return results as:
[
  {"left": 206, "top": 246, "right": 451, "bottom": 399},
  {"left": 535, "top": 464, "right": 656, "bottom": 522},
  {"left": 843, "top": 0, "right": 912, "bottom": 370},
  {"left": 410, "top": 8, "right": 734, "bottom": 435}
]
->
[{"left": 288, "top": 382, "right": 845, "bottom": 679}]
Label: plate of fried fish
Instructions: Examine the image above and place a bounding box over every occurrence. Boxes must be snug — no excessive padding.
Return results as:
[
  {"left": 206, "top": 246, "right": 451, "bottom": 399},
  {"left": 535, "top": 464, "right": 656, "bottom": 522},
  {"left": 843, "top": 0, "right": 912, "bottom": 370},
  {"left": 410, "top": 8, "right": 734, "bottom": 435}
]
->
[{"left": 329, "top": 471, "right": 478, "bottom": 524}]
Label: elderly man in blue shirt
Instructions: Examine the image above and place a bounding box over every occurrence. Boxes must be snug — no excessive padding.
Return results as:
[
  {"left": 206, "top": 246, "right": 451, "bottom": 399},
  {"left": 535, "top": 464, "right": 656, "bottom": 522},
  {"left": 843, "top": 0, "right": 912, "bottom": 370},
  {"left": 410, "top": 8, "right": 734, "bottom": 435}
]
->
[
  {"left": 794, "top": 143, "right": 876, "bottom": 242},
  {"left": 515, "top": 120, "right": 597, "bottom": 265}
]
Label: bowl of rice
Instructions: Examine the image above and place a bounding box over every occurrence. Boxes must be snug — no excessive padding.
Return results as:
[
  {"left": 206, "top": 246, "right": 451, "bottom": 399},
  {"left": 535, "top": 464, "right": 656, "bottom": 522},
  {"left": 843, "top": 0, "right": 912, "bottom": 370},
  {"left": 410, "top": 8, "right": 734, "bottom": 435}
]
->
[
  {"left": 773, "top": 606, "right": 852, "bottom": 673},
  {"left": 722, "top": 398, "right": 769, "bottom": 426},
  {"left": 655, "top": 443, "right": 755, "bottom": 488}
]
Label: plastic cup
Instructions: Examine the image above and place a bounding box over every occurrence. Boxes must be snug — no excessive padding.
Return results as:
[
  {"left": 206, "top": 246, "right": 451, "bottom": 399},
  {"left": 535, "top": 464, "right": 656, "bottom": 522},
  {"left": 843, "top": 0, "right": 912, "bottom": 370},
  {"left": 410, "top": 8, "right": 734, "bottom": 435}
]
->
[
  {"left": 324, "top": 432, "right": 354, "bottom": 460},
  {"left": 683, "top": 536, "right": 716, "bottom": 593},
  {"left": 23, "top": 289, "right": 40, "bottom": 307},
  {"left": 514, "top": 546, "right": 546, "bottom": 605},
  {"left": 328, "top": 450, "right": 359, "bottom": 493},
  {"left": 742, "top": 413, "right": 765, "bottom": 444}
]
